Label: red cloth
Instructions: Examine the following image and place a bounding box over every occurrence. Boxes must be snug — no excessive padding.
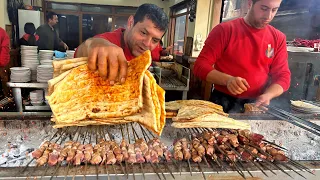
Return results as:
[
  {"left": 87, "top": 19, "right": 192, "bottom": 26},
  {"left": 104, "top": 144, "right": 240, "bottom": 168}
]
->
[
  {"left": 0, "top": 28, "right": 10, "bottom": 67},
  {"left": 94, "top": 28, "right": 159, "bottom": 61},
  {"left": 194, "top": 18, "right": 291, "bottom": 99},
  {"left": 151, "top": 43, "right": 162, "bottom": 62},
  {"left": 22, "top": 34, "right": 39, "bottom": 41}
]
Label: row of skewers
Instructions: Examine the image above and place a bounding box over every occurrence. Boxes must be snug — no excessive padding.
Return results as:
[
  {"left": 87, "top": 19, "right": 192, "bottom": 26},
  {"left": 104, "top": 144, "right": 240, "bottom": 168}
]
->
[
  {"left": 173, "top": 129, "right": 288, "bottom": 164},
  {"left": 18, "top": 123, "right": 315, "bottom": 180},
  {"left": 32, "top": 138, "right": 172, "bottom": 167},
  {"left": 173, "top": 128, "right": 315, "bottom": 179}
]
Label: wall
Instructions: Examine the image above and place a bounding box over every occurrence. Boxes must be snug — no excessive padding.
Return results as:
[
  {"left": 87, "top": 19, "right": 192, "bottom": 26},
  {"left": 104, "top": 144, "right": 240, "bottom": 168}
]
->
[
  {"left": 270, "top": 12, "right": 313, "bottom": 41},
  {"left": 0, "top": 0, "right": 10, "bottom": 28},
  {"left": 167, "top": 0, "right": 184, "bottom": 7},
  {"left": 46, "top": 0, "right": 167, "bottom": 8},
  {"left": 191, "top": 0, "right": 212, "bottom": 57}
]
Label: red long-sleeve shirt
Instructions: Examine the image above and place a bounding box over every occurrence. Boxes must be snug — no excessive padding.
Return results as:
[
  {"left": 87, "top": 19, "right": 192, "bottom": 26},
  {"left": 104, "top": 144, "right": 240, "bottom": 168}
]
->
[
  {"left": 0, "top": 27, "right": 10, "bottom": 67},
  {"left": 194, "top": 18, "right": 291, "bottom": 99}
]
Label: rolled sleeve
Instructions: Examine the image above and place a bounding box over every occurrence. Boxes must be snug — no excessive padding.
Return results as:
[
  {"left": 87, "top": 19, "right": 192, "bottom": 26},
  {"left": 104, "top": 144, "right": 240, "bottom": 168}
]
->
[
  {"left": 270, "top": 35, "right": 291, "bottom": 91},
  {"left": 0, "top": 29, "right": 10, "bottom": 67},
  {"left": 194, "top": 25, "right": 227, "bottom": 81}
]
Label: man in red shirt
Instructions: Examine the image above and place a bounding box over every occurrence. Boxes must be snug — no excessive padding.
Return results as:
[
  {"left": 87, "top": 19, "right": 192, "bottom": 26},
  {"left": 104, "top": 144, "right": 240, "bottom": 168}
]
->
[
  {"left": 194, "top": 0, "right": 291, "bottom": 113},
  {"left": 75, "top": 4, "right": 169, "bottom": 85},
  {"left": 0, "top": 27, "right": 10, "bottom": 98},
  {"left": 0, "top": 27, "right": 10, "bottom": 67}
]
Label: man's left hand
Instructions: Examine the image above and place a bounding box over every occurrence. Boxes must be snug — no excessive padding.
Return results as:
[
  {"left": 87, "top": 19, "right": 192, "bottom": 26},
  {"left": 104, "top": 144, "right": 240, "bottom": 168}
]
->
[
  {"left": 63, "top": 43, "right": 69, "bottom": 50},
  {"left": 255, "top": 93, "right": 272, "bottom": 107}
]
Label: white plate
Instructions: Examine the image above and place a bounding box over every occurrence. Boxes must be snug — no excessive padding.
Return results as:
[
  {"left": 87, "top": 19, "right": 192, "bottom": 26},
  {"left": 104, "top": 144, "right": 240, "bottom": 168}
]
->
[
  {"left": 10, "top": 67, "right": 30, "bottom": 71},
  {"left": 31, "top": 102, "right": 43, "bottom": 106},
  {"left": 21, "top": 45, "right": 38, "bottom": 48},
  {"left": 287, "top": 46, "right": 314, "bottom": 52}
]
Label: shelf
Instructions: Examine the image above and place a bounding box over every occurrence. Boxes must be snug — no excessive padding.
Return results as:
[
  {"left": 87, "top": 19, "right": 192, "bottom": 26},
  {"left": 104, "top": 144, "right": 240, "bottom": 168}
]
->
[
  {"left": 7, "top": 82, "right": 48, "bottom": 88},
  {"left": 24, "top": 105, "right": 51, "bottom": 111}
]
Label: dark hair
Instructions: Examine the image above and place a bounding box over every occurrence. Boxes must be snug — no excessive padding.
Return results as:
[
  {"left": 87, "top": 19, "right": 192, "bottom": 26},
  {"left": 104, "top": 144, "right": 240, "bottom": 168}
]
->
[
  {"left": 46, "top": 11, "right": 57, "bottom": 22},
  {"left": 252, "top": 0, "right": 260, "bottom": 4},
  {"left": 133, "top": 4, "right": 169, "bottom": 32},
  {"left": 159, "top": 40, "right": 163, "bottom": 46},
  {"left": 24, "top": 22, "right": 36, "bottom": 45}
]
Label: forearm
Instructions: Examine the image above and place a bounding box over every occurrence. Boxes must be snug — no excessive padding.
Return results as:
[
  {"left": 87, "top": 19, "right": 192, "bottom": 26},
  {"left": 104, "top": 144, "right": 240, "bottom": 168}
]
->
[
  {"left": 206, "top": 69, "right": 233, "bottom": 86},
  {"left": 263, "top": 83, "right": 284, "bottom": 99},
  {"left": 59, "top": 40, "right": 65, "bottom": 46}
]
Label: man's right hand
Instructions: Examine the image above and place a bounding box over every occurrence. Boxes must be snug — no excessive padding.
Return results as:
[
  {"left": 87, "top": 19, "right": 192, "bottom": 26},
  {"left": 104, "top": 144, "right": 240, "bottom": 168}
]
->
[
  {"left": 83, "top": 38, "right": 128, "bottom": 85},
  {"left": 226, "top": 77, "right": 250, "bottom": 95}
]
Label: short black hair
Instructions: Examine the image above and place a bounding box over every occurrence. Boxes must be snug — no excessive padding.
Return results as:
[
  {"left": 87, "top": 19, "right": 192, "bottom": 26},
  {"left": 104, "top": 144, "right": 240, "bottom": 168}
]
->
[
  {"left": 252, "top": 0, "right": 261, "bottom": 5},
  {"left": 24, "top": 22, "right": 36, "bottom": 35},
  {"left": 133, "top": 4, "right": 169, "bottom": 32},
  {"left": 46, "top": 11, "right": 57, "bottom": 22}
]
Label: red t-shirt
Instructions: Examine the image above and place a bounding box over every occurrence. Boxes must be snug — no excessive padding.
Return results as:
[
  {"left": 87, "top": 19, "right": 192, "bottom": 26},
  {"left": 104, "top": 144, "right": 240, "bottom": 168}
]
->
[
  {"left": 95, "top": 28, "right": 160, "bottom": 61},
  {"left": 151, "top": 43, "right": 162, "bottom": 61},
  {"left": 194, "top": 18, "right": 291, "bottom": 99},
  {"left": 0, "top": 28, "right": 10, "bottom": 67}
]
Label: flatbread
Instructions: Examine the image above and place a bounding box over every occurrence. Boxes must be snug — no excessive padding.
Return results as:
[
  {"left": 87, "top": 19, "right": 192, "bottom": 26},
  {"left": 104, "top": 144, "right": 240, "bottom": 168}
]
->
[
  {"left": 52, "top": 57, "right": 87, "bottom": 71},
  {"left": 166, "top": 100, "right": 224, "bottom": 112},
  {"left": 121, "top": 72, "right": 166, "bottom": 136},
  {"left": 291, "top": 100, "right": 320, "bottom": 110},
  {"left": 173, "top": 105, "right": 226, "bottom": 121},
  {"left": 172, "top": 113, "right": 251, "bottom": 130},
  {"left": 156, "top": 81, "right": 166, "bottom": 135},
  {"left": 47, "top": 50, "right": 151, "bottom": 124}
]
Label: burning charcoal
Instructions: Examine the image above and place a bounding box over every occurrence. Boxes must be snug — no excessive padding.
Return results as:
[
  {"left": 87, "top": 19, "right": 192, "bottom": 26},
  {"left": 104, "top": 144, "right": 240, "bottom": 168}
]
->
[
  {"left": 0, "top": 157, "right": 8, "bottom": 165},
  {"left": 2, "top": 151, "right": 9, "bottom": 157},
  {"left": 9, "top": 148, "right": 20, "bottom": 158},
  {"left": 16, "top": 135, "right": 23, "bottom": 143}
]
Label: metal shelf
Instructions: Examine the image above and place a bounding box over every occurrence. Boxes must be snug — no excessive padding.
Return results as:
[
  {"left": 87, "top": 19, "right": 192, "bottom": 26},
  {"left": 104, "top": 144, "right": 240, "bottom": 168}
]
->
[{"left": 24, "top": 105, "right": 51, "bottom": 111}]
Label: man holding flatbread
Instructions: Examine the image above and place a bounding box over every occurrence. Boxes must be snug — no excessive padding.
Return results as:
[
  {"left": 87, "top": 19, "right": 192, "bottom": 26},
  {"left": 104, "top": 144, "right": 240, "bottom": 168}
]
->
[
  {"left": 75, "top": 3, "right": 169, "bottom": 85},
  {"left": 193, "top": 0, "right": 291, "bottom": 113}
]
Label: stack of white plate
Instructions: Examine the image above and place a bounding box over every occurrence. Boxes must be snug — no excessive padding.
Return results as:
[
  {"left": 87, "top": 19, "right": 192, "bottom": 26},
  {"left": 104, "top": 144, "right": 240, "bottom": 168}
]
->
[
  {"left": 53, "top": 57, "right": 66, "bottom": 61},
  {"left": 37, "top": 65, "right": 53, "bottom": 83},
  {"left": 39, "top": 50, "right": 54, "bottom": 69},
  {"left": 39, "top": 50, "right": 54, "bottom": 60},
  {"left": 40, "top": 60, "right": 53, "bottom": 65},
  {"left": 291, "top": 100, "right": 320, "bottom": 113},
  {"left": 30, "top": 90, "right": 43, "bottom": 106},
  {"left": 21, "top": 46, "right": 39, "bottom": 81},
  {"left": 44, "top": 90, "right": 49, "bottom": 105},
  {"left": 66, "top": 50, "right": 75, "bottom": 58},
  {"left": 10, "top": 67, "right": 31, "bottom": 82}
]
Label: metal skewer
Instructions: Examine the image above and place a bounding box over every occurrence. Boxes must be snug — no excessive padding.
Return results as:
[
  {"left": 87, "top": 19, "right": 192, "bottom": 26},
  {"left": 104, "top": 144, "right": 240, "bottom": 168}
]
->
[
  {"left": 120, "top": 124, "right": 129, "bottom": 179},
  {"left": 197, "top": 162, "right": 206, "bottom": 180},
  {"left": 49, "top": 127, "right": 83, "bottom": 180},
  {"left": 238, "top": 144, "right": 274, "bottom": 176},
  {"left": 186, "top": 128, "right": 206, "bottom": 179},
  {"left": 212, "top": 140, "right": 246, "bottom": 179},
  {"left": 262, "top": 139, "right": 288, "bottom": 151},
  {"left": 278, "top": 161, "right": 307, "bottom": 179},
  {"left": 103, "top": 126, "right": 123, "bottom": 180},
  {"left": 288, "top": 159, "right": 314, "bottom": 175},
  {"left": 155, "top": 163, "right": 167, "bottom": 180},
  {"left": 130, "top": 123, "right": 149, "bottom": 180},
  {"left": 18, "top": 128, "right": 69, "bottom": 177},
  {"left": 82, "top": 128, "right": 91, "bottom": 180}
]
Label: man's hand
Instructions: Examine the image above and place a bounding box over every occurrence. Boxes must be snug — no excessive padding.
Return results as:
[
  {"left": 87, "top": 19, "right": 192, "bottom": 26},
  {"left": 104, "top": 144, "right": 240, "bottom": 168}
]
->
[
  {"left": 85, "top": 39, "right": 128, "bottom": 85},
  {"left": 63, "top": 43, "right": 69, "bottom": 50},
  {"left": 255, "top": 93, "right": 272, "bottom": 107},
  {"left": 226, "top": 77, "right": 250, "bottom": 95},
  {"left": 166, "top": 45, "right": 173, "bottom": 51}
]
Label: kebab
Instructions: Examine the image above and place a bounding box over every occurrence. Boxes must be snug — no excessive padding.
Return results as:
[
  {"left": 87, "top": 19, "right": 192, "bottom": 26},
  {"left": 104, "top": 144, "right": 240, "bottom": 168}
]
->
[{"left": 173, "top": 138, "right": 192, "bottom": 175}]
